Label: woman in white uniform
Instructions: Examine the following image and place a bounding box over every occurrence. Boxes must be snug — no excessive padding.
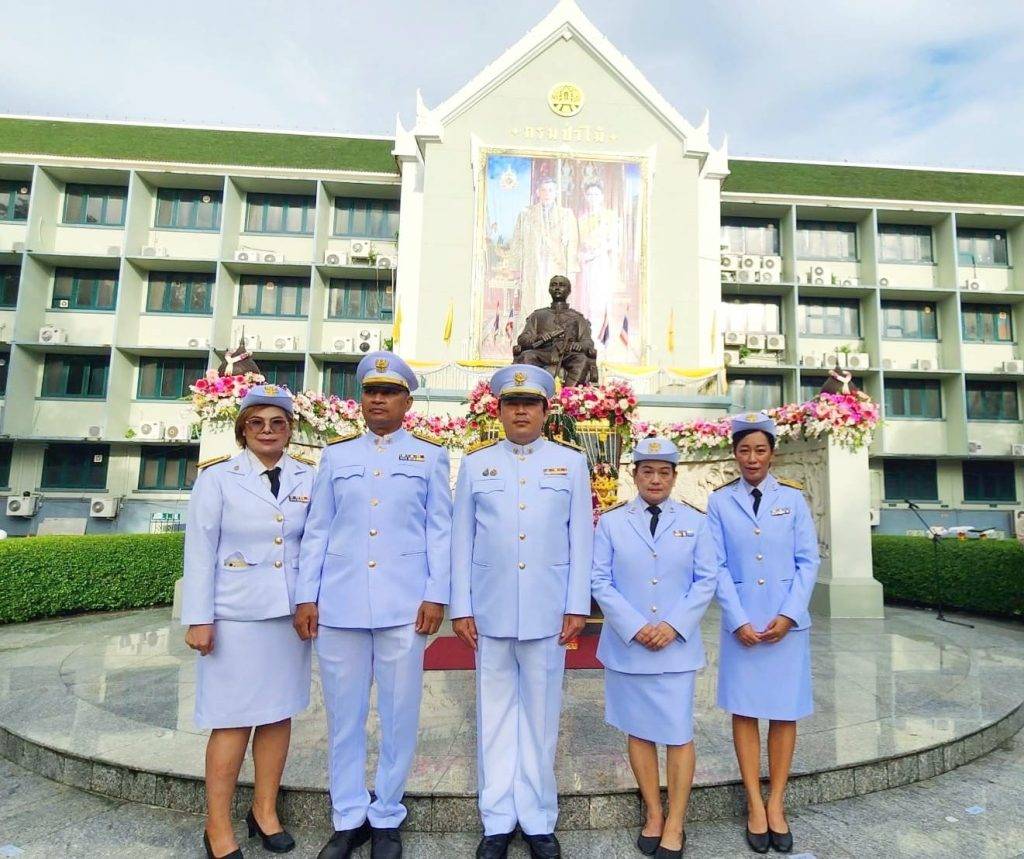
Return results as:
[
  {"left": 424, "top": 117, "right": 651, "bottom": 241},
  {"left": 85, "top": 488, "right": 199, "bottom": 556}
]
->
[
  {"left": 182, "top": 384, "right": 314, "bottom": 858},
  {"left": 592, "top": 437, "right": 717, "bottom": 858}
]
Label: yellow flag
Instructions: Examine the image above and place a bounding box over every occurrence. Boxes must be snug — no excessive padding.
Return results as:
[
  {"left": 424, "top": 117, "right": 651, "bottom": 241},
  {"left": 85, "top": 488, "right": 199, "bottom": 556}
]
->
[
  {"left": 442, "top": 301, "right": 454, "bottom": 345},
  {"left": 392, "top": 297, "right": 403, "bottom": 347},
  {"left": 667, "top": 308, "right": 676, "bottom": 354},
  {"left": 709, "top": 308, "right": 718, "bottom": 353}
]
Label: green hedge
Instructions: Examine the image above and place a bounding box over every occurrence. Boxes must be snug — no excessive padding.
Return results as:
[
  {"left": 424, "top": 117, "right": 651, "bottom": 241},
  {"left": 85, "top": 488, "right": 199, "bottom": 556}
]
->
[
  {"left": 0, "top": 532, "right": 184, "bottom": 624},
  {"left": 872, "top": 535, "right": 1024, "bottom": 619}
]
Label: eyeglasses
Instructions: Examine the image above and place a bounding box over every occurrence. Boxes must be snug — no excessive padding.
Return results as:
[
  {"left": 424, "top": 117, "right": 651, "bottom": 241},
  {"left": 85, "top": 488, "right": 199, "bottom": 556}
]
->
[{"left": 244, "top": 417, "right": 290, "bottom": 433}]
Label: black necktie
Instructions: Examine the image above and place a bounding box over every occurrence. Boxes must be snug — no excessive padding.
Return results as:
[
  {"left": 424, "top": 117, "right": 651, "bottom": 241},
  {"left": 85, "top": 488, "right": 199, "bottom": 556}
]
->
[
  {"left": 751, "top": 487, "right": 762, "bottom": 516},
  {"left": 647, "top": 504, "right": 661, "bottom": 537},
  {"left": 265, "top": 466, "right": 281, "bottom": 498}
]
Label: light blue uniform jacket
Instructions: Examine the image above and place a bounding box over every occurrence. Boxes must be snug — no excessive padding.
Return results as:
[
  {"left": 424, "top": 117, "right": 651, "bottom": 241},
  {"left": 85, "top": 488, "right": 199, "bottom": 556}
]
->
[
  {"left": 295, "top": 429, "right": 452, "bottom": 629},
  {"left": 592, "top": 498, "right": 716, "bottom": 674},
  {"left": 181, "top": 451, "right": 314, "bottom": 625},
  {"left": 450, "top": 438, "right": 593, "bottom": 641}
]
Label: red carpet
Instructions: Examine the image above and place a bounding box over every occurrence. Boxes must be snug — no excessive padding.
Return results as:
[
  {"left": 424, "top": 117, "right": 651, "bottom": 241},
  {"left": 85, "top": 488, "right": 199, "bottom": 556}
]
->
[{"left": 424, "top": 633, "right": 603, "bottom": 671}]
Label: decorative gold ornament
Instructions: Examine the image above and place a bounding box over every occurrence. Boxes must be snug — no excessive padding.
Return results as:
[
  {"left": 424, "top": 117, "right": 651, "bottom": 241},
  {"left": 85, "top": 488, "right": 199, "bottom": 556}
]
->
[
  {"left": 548, "top": 82, "right": 584, "bottom": 118},
  {"left": 375, "top": 358, "right": 389, "bottom": 372},
  {"left": 514, "top": 371, "right": 527, "bottom": 385}
]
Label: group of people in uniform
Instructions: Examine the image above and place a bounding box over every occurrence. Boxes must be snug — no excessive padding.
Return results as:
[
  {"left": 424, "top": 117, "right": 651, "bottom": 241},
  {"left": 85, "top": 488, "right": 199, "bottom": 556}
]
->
[{"left": 182, "top": 350, "right": 819, "bottom": 859}]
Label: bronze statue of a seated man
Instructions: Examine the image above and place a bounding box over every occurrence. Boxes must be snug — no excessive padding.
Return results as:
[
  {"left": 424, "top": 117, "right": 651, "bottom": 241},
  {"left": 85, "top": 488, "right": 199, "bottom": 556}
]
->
[{"left": 513, "top": 275, "right": 598, "bottom": 387}]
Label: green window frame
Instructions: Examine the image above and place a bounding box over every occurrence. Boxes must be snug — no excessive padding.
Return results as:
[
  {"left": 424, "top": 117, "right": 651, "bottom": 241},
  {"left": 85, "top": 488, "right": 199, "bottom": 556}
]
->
[
  {"left": 884, "top": 379, "right": 941, "bottom": 419},
  {"left": 961, "top": 305, "right": 1013, "bottom": 343},
  {"left": 798, "top": 298, "right": 860, "bottom": 336},
  {"left": 146, "top": 272, "right": 214, "bottom": 314},
  {"left": 138, "top": 445, "right": 199, "bottom": 491},
  {"left": 137, "top": 357, "right": 207, "bottom": 400},
  {"left": 244, "top": 192, "right": 315, "bottom": 235},
  {"left": 333, "top": 197, "right": 400, "bottom": 239},
  {"left": 728, "top": 374, "right": 783, "bottom": 412},
  {"left": 800, "top": 375, "right": 864, "bottom": 402},
  {"left": 720, "top": 217, "right": 780, "bottom": 256},
  {"left": 53, "top": 268, "right": 119, "bottom": 311},
  {"left": 966, "top": 381, "right": 1019, "bottom": 421},
  {"left": 881, "top": 301, "right": 937, "bottom": 339},
  {"left": 41, "top": 354, "right": 109, "bottom": 399},
  {"left": 0, "top": 442, "right": 11, "bottom": 488},
  {"left": 0, "top": 265, "right": 19, "bottom": 307},
  {"left": 323, "top": 361, "right": 360, "bottom": 399},
  {"left": 957, "top": 228, "right": 1008, "bottom": 267},
  {"left": 258, "top": 359, "right": 304, "bottom": 392},
  {"left": 238, "top": 275, "right": 309, "bottom": 318},
  {"left": 878, "top": 223, "right": 934, "bottom": 263},
  {"left": 0, "top": 350, "right": 8, "bottom": 396},
  {"left": 0, "top": 180, "right": 30, "bottom": 222},
  {"left": 720, "top": 296, "right": 781, "bottom": 335},
  {"left": 796, "top": 220, "right": 857, "bottom": 260},
  {"left": 883, "top": 459, "right": 938, "bottom": 501},
  {"left": 41, "top": 443, "right": 109, "bottom": 490},
  {"left": 327, "top": 278, "right": 394, "bottom": 321},
  {"left": 63, "top": 184, "right": 126, "bottom": 226},
  {"left": 962, "top": 460, "right": 1016, "bottom": 503},
  {"left": 155, "top": 188, "right": 222, "bottom": 231}
]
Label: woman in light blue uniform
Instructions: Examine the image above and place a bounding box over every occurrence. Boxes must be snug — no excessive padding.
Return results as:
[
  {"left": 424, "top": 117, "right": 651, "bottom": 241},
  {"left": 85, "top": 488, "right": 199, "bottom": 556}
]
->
[
  {"left": 182, "top": 384, "right": 314, "bottom": 859},
  {"left": 592, "top": 437, "right": 717, "bottom": 859},
  {"left": 700, "top": 412, "right": 819, "bottom": 855}
]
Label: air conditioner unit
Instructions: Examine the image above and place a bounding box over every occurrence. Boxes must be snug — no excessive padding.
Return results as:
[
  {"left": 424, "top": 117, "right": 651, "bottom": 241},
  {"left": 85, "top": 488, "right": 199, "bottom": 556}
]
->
[
  {"left": 87, "top": 425, "right": 103, "bottom": 439},
  {"left": 746, "top": 333, "right": 766, "bottom": 351},
  {"left": 356, "top": 329, "right": 381, "bottom": 353},
  {"left": 846, "top": 352, "right": 871, "bottom": 370},
  {"left": 186, "top": 337, "right": 209, "bottom": 349},
  {"left": 968, "top": 440, "right": 983, "bottom": 454},
  {"left": 723, "top": 350, "right": 738, "bottom": 366},
  {"left": 325, "top": 251, "right": 347, "bottom": 266},
  {"left": 273, "top": 335, "right": 298, "bottom": 351},
  {"left": 234, "top": 249, "right": 261, "bottom": 263},
  {"left": 964, "top": 279, "right": 981, "bottom": 291},
  {"left": 740, "top": 255, "right": 760, "bottom": 269},
  {"left": 332, "top": 337, "right": 356, "bottom": 353},
  {"left": 375, "top": 255, "right": 396, "bottom": 270},
  {"left": 141, "top": 246, "right": 169, "bottom": 258},
  {"left": 1010, "top": 443, "right": 1024, "bottom": 457},
  {"left": 869, "top": 508, "right": 880, "bottom": 527},
  {"left": 106, "top": 245, "right": 121, "bottom": 256},
  {"left": 137, "top": 420, "right": 165, "bottom": 440},
  {"left": 761, "top": 256, "right": 780, "bottom": 271},
  {"left": 807, "top": 264, "right": 827, "bottom": 279},
  {"left": 11, "top": 241, "right": 26, "bottom": 254},
  {"left": 720, "top": 254, "right": 740, "bottom": 270},
  {"left": 721, "top": 270, "right": 736, "bottom": 283},
  {"left": 723, "top": 331, "right": 745, "bottom": 347},
  {"left": 881, "top": 357, "right": 895, "bottom": 370},
  {"left": 349, "top": 240, "right": 371, "bottom": 259},
  {"left": 261, "top": 251, "right": 284, "bottom": 264},
  {"left": 164, "top": 422, "right": 191, "bottom": 442},
  {"left": 824, "top": 353, "right": 846, "bottom": 369},
  {"left": 878, "top": 277, "right": 890, "bottom": 288},
  {"left": 737, "top": 269, "right": 754, "bottom": 283},
  {"left": 1002, "top": 360, "right": 1024, "bottom": 374},
  {"left": 840, "top": 277, "right": 859, "bottom": 287},
  {"left": 89, "top": 495, "right": 120, "bottom": 519},
  {"left": 6, "top": 495, "right": 38, "bottom": 517},
  {"left": 38, "top": 326, "right": 67, "bottom": 345},
  {"left": 914, "top": 358, "right": 935, "bottom": 371},
  {"left": 765, "top": 334, "right": 786, "bottom": 352},
  {"left": 756, "top": 270, "right": 778, "bottom": 284},
  {"left": 800, "top": 354, "right": 820, "bottom": 368}
]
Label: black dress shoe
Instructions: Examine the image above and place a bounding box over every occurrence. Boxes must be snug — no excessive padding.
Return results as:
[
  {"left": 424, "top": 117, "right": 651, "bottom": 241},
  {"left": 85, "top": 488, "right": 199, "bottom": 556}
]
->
[
  {"left": 371, "top": 826, "right": 403, "bottom": 859},
  {"left": 745, "top": 827, "right": 770, "bottom": 854},
  {"left": 654, "top": 831, "right": 686, "bottom": 858},
  {"left": 317, "top": 820, "right": 372, "bottom": 859},
  {"left": 476, "top": 831, "right": 514, "bottom": 859},
  {"left": 769, "top": 828, "right": 793, "bottom": 853},
  {"left": 204, "top": 831, "right": 243, "bottom": 859},
  {"left": 522, "top": 832, "right": 561, "bottom": 859},
  {"left": 636, "top": 831, "right": 660, "bottom": 855},
  {"left": 246, "top": 809, "right": 296, "bottom": 853}
]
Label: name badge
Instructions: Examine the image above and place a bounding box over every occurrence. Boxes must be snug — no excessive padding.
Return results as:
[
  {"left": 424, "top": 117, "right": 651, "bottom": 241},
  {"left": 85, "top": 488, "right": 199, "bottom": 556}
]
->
[
  {"left": 543, "top": 466, "right": 569, "bottom": 475},
  {"left": 771, "top": 507, "right": 791, "bottom": 516},
  {"left": 673, "top": 529, "right": 694, "bottom": 537},
  {"left": 399, "top": 453, "right": 425, "bottom": 462},
  {"left": 288, "top": 494, "right": 309, "bottom": 503}
]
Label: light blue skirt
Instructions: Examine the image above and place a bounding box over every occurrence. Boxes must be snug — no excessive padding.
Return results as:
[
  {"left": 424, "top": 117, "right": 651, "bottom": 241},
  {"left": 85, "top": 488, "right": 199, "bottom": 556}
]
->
[
  {"left": 717, "top": 625, "right": 813, "bottom": 721},
  {"left": 604, "top": 668, "right": 696, "bottom": 746}
]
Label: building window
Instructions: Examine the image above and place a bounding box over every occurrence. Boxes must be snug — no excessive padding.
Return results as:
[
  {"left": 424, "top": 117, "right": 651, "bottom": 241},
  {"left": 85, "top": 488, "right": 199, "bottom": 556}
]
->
[
  {"left": 238, "top": 275, "right": 309, "bottom": 317},
  {"left": 139, "top": 445, "right": 199, "bottom": 491},
  {"left": 720, "top": 297, "right": 781, "bottom": 335},
  {"left": 796, "top": 220, "right": 857, "bottom": 260},
  {"left": 53, "top": 268, "right": 119, "bottom": 311},
  {"left": 41, "top": 443, "right": 109, "bottom": 489},
  {"left": 63, "top": 184, "right": 127, "bottom": 227},
  {"left": 883, "top": 459, "right": 938, "bottom": 501},
  {"left": 0, "top": 350, "right": 8, "bottom": 396},
  {"left": 324, "top": 361, "right": 359, "bottom": 399},
  {"left": 885, "top": 379, "right": 941, "bottom": 418},
  {"left": 155, "top": 188, "right": 222, "bottom": 231},
  {"left": 146, "top": 272, "right": 214, "bottom": 314},
  {"left": 961, "top": 305, "right": 1013, "bottom": 343},
  {"left": 41, "top": 354, "right": 109, "bottom": 398},
  {"left": 333, "top": 197, "right": 400, "bottom": 240},
  {"left": 720, "top": 217, "right": 780, "bottom": 256},
  {"left": 0, "top": 442, "right": 11, "bottom": 487},
  {"left": 957, "top": 228, "right": 1008, "bottom": 267},
  {"left": 728, "top": 374, "right": 783, "bottom": 412},
  {"left": 258, "top": 359, "right": 303, "bottom": 392},
  {"left": 800, "top": 375, "right": 864, "bottom": 402},
  {"left": 0, "top": 265, "right": 19, "bottom": 307},
  {"left": 327, "top": 278, "right": 394, "bottom": 321},
  {"left": 137, "top": 357, "right": 207, "bottom": 400},
  {"left": 798, "top": 299, "right": 860, "bottom": 336},
  {"left": 878, "top": 223, "right": 933, "bottom": 263},
  {"left": 0, "top": 180, "right": 30, "bottom": 222},
  {"left": 962, "top": 460, "right": 1016, "bottom": 503},
  {"left": 244, "top": 193, "right": 315, "bottom": 235},
  {"left": 966, "top": 380, "right": 1019, "bottom": 421},
  {"left": 881, "top": 301, "right": 937, "bottom": 339}
]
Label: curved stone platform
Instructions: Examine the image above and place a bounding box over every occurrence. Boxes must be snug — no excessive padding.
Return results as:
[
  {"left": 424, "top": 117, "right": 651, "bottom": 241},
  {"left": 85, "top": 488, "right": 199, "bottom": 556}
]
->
[{"left": 1, "top": 605, "right": 1022, "bottom": 831}]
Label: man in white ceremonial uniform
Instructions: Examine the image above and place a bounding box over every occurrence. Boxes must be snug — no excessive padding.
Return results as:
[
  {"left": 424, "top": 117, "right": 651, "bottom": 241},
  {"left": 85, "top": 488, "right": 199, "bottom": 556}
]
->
[
  {"left": 450, "top": 364, "right": 593, "bottom": 859},
  {"left": 294, "top": 351, "right": 452, "bottom": 859}
]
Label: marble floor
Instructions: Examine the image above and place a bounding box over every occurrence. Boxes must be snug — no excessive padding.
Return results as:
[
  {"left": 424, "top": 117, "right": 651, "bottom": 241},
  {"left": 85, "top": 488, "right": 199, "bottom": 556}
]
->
[{"left": 0, "top": 603, "right": 1021, "bottom": 800}]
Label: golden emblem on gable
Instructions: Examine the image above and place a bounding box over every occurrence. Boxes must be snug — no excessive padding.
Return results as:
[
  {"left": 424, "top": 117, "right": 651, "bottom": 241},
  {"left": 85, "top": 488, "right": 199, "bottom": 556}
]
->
[
  {"left": 375, "top": 358, "right": 389, "bottom": 372},
  {"left": 548, "top": 82, "right": 584, "bottom": 118}
]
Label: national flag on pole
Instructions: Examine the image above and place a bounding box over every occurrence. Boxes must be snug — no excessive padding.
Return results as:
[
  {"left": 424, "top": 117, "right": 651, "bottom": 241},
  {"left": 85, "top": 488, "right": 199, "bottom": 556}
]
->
[
  {"left": 442, "top": 301, "right": 454, "bottom": 345},
  {"left": 489, "top": 305, "right": 500, "bottom": 343},
  {"left": 667, "top": 308, "right": 676, "bottom": 354},
  {"left": 709, "top": 309, "right": 719, "bottom": 354},
  {"left": 504, "top": 305, "right": 516, "bottom": 341},
  {"left": 392, "top": 297, "right": 403, "bottom": 347},
  {"left": 598, "top": 310, "right": 609, "bottom": 345},
  {"left": 619, "top": 309, "right": 630, "bottom": 347}
]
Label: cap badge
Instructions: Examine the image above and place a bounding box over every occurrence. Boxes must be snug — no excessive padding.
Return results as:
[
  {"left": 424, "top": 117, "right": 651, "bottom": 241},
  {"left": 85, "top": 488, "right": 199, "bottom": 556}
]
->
[
  {"left": 648, "top": 441, "right": 661, "bottom": 453},
  {"left": 264, "top": 384, "right": 278, "bottom": 395},
  {"left": 514, "top": 371, "right": 526, "bottom": 385},
  {"left": 745, "top": 412, "right": 760, "bottom": 421},
  {"left": 375, "top": 358, "right": 389, "bottom": 372}
]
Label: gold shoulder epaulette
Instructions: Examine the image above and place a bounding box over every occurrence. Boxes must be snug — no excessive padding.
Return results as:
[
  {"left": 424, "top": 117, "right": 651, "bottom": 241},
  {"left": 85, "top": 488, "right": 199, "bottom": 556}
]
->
[
  {"left": 292, "top": 453, "right": 318, "bottom": 466},
  {"left": 551, "top": 437, "right": 583, "bottom": 452},
  {"left": 778, "top": 477, "right": 804, "bottom": 490},
  {"left": 715, "top": 476, "right": 740, "bottom": 491},
  {"left": 412, "top": 429, "right": 444, "bottom": 447},
  {"left": 600, "top": 500, "right": 628, "bottom": 515},
  {"left": 466, "top": 438, "right": 498, "bottom": 455},
  {"left": 326, "top": 430, "right": 360, "bottom": 446},
  {"left": 680, "top": 498, "right": 707, "bottom": 514},
  {"left": 197, "top": 454, "right": 230, "bottom": 470}
]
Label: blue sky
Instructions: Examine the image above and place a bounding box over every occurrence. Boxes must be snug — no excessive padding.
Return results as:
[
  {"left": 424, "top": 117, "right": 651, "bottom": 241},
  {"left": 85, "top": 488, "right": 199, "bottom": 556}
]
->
[{"left": 3, "top": 0, "right": 1023, "bottom": 171}]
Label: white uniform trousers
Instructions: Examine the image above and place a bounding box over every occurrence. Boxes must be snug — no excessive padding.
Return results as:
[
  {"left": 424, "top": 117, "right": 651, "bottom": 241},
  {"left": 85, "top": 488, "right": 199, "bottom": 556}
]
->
[
  {"left": 476, "top": 634, "right": 564, "bottom": 836},
  {"left": 316, "top": 623, "right": 426, "bottom": 830}
]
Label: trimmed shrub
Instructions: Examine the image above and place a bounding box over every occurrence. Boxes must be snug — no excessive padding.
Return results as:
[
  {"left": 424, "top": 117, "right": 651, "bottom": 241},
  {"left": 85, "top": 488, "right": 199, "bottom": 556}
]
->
[
  {"left": 872, "top": 535, "right": 1024, "bottom": 619},
  {"left": 0, "top": 532, "right": 184, "bottom": 624}
]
